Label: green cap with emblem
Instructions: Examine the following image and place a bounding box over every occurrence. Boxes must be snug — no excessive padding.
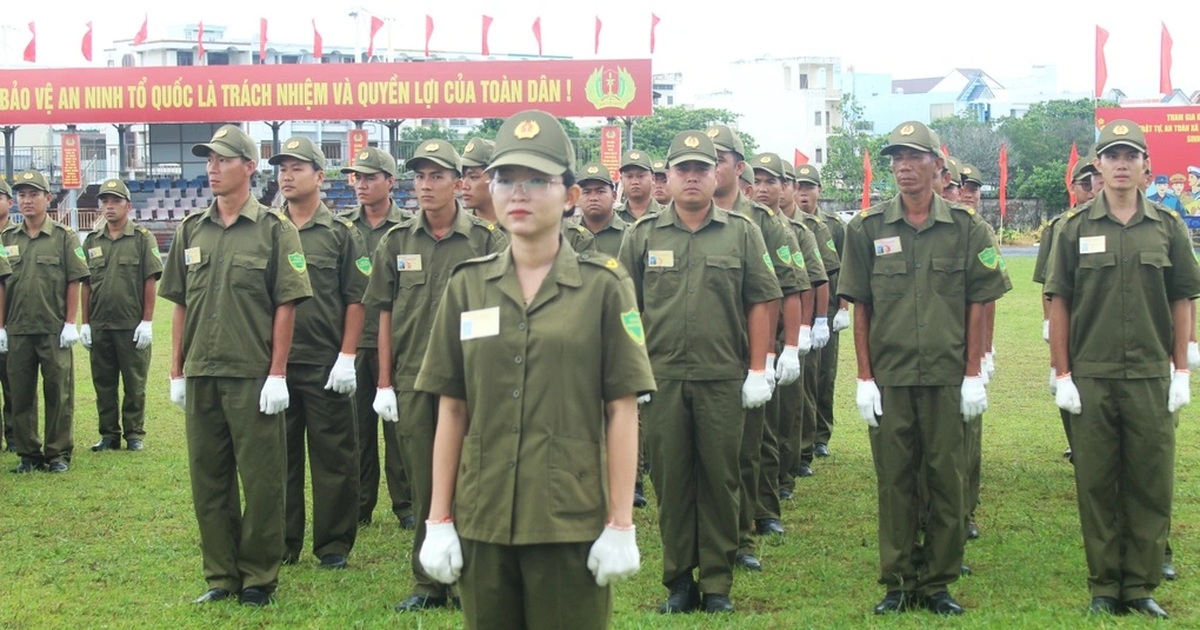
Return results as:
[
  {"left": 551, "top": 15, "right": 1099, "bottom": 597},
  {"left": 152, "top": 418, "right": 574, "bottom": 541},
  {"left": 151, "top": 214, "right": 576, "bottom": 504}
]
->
[
  {"left": 11, "top": 169, "right": 51, "bottom": 193},
  {"left": 460, "top": 137, "right": 495, "bottom": 168},
  {"left": 97, "top": 178, "right": 132, "bottom": 200},
  {"left": 944, "top": 156, "right": 963, "bottom": 186},
  {"left": 341, "top": 146, "right": 398, "bottom": 177},
  {"left": 668, "top": 130, "right": 718, "bottom": 167},
  {"left": 881, "top": 120, "right": 940, "bottom": 156},
  {"left": 739, "top": 166, "right": 755, "bottom": 186},
  {"left": 1071, "top": 155, "right": 1097, "bottom": 183},
  {"left": 1095, "top": 119, "right": 1147, "bottom": 154},
  {"left": 191, "top": 124, "right": 259, "bottom": 161},
  {"left": 960, "top": 163, "right": 984, "bottom": 186},
  {"left": 794, "top": 164, "right": 822, "bottom": 186},
  {"left": 0, "top": 176, "right": 12, "bottom": 197},
  {"left": 651, "top": 159, "right": 666, "bottom": 175},
  {"left": 704, "top": 124, "right": 746, "bottom": 157},
  {"left": 781, "top": 161, "right": 796, "bottom": 182},
  {"left": 620, "top": 149, "right": 653, "bottom": 172},
  {"left": 749, "top": 153, "right": 786, "bottom": 178},
  {"left": 405, "top": 138, "right": 462, "bottom": 173},
  {"left": 268, "top": 136, "right": 327, "bottom": 169},
  {"left": 487, "top": 109, "right": 576, "bottom": 175},
  {"left": 577, "top": 161, "right": 614, "bottom": 186}
]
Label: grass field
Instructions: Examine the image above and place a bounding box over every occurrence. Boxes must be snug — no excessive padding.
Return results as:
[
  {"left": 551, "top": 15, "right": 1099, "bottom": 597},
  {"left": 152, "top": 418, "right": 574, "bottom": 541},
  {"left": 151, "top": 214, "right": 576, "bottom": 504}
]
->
[{"left": 2, "top": 256, "right": 1198, "bottom": 628}]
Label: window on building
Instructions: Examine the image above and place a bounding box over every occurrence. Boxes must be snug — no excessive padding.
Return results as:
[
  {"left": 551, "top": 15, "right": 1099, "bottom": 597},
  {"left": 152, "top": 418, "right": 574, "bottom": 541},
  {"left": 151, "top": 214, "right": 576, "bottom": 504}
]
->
[
  {"left": 281, "top": 55, "right": 300, "bottom": 64},
  {"left": 667, "top": 96, "right": 674, "bottom": 105},
  {"left": 207, "top": 52, "right": 230, "bottom": 66},
  {"left": 798, "top": 73, "right": 809, "bottom": 89},
  {"left": 121, "top": 54, "right": 136, "bottom": 67},
  {"left": 260, "top": 141, "right": 274, "bottom": 160},
  {"left": 815, "top": 148, "right": 824, "bottom": 164},
  {"left": 322, "top": 142, "right": 343, "bottom": 161},
  {"left": 176, "top": 51, "right": 194, "bottom": 66},
  {"left": 814, "top": 111, "right": 822, "bottom": 126},
  {"left": 449, "top": 119, "right": 469, "bottom": 127}
]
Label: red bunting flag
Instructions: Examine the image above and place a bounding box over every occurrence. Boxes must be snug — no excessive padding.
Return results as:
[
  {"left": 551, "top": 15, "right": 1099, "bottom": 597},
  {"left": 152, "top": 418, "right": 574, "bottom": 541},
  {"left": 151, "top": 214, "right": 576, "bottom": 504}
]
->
[
  {"left": 1066, "top": 142, "right": 1079, "bottom": 207},
  {"left": 481, "top": 15, "right": 493, "bottom": 56},
  {"left": 532, "top": 17, "right": 543, "bottom": 56},
  {"left": 23, "top": 22, "right": 35, "bottom": 63},
  {"left": 133, "top": 14, "right": 148, "bottom": 46},
  {"left": 312, "top": 20, "right": 322, "bottom": 60},
  {"left": 367, "top": 16, "right": 384, "bottom": 60},
  {"left": 259, "top": 18, "right": 268, "bottom": 62},
  {"left": 650, "top": 13, "right": 661, "bottom": 54},
  {"left": 594, "top": 16, "right": 602, "bottom": 55},
  {"left": 82, "top": 21, "right": 93, "bottom": 62},
  {"left": 1160, "top": 22, "right": 1173, "bottom": 95},
  {"left": 197, "top": 21, "right": 205, "bottom": 61},
  {"left": 794, "top": 149, "right": 809, "bottom": 166},
  {"left": 998, "top": 143, "right": 1009, "bottom": 219},
  {"left": 941, "top": 144, "right": 950, "bottom": 159},
  {"left": 1094, "top": 25, "right": 1109, "bottom": 98},
  {"left": 425, "top": 15, "right": 434, "bottom": 57},
  {"left": 861, "top": 151, "right": 872, "bottom": 209}
]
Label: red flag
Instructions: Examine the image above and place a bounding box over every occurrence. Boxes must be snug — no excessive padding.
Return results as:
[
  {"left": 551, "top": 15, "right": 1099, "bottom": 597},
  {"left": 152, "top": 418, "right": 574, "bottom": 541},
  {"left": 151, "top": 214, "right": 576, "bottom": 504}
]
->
[
  {"left": 594, "top": 16, "right": 602, "bottom": 55},
  {"left": 532, "top": 17, "right": 543, "bottom": 56},
  {"left": 1066, "top": 142, "right": 1079, "bottom": 207},
  {"left": 312, "top": 20, "right": 323, "bottom": 60},
  {"left": 998, "top": 143, "right": 1009, "bottom": 219},
  {"left": 82, "top": 21, "right": 93, "bottom": 62},
  {"left": 425, "top": 15, "right": 434, "bottom": 57},
  {"left": 367, "top": 16, "right": 384, "bottom": 60},
  {"left": 1095, "top": 25, "right": 1109, "bottom": 98},
  {"left": 482, "top": 15, "right": 493, "bottom": 56},
  {"left": 861, "top": 151, "right": 873, "bottom": 210},
  {"left": 1160, "top": 22, "right": 1173, "bottom": 95},
  {"left": 794, "top": 149, "right": 809, "bottom": 166},
  {"left": 259, "top": 18, "right": 268, "bottom": 62},
  {"left": 23, "top": 22, "right": 35, "bottom": 63},
  {"left": 650, "top": 13, "right": 661, "bottom": 54},
  {"left": 197, "top": 21, "right": 205, "bottom": 61},
  {"left": 941, "top": 144, "right": 950, "bottom": 159},
  {"left": 133, "top": 14, "right": 148, "bottom": 46}
]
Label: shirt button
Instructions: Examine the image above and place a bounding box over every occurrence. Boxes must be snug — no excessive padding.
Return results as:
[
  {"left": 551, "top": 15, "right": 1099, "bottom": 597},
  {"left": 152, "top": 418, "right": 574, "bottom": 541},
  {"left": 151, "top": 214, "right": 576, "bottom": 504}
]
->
[
  {"left": 511, "top": 425, "right": 519, "bottom": 433},
  {"left": 915, "top": 263, "right": 922, "bottom": 269},
  {"left": 1122, "top": 257, "right": 1129, "bottom": 263},
  {"left": 518, "top": 322, "right": 527, "bottom": 331},
  {"left": 514, "top": 356, "right": 523, "bottom": 364},
  {"left": 210, "top": 313, "right": 218, "bottom": 319},
  {"left": 511, "top": 388, "right": 520, "bottom": 398},
  {"left": 218, "top": 257, "right": 225, "bottom": 263},
  {"left": 507, "top": 461, "right": 515, "bottom": 469},
  {"left": 916, "top": 293, "right": 923, "bottom": 299}
]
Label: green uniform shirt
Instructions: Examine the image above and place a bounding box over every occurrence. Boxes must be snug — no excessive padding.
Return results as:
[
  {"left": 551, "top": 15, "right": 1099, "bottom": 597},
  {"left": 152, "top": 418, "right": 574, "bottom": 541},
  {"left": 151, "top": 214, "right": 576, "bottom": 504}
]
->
[
  {"left": 981, "top": 220, "right": 1014, "bottom": 292},
  {"left": 782, "top": 213, "right": 827, "bottom": 289},
  {"left": 838, "top": 195, "right": 1009, "bottom": 387},
  {"left": 363, "top": 203, "right": 507, "bottom": 391},
  {"left": 572, "top": 213, "right": 628, "bottom": 258},
  {"left": 285, "top": 203, "right": 369, "bottom": 366},
  {"left": 341, "top": 202, "right": 409, "bottom": 350},
  {"left": 414, "top": 244, "right": 656, "bottom": 545},
  {"left": 615, "top": 198, "right": 665, "bottom": 224},
  {"left": 1032, "top": 212, "right": 1066, "bottom": 285},
  {"left": 728, "top": 191, "right": 802, "bottom": 295},
  {"left": 618, "top": 203, "right": 783, "bottom": 380},
  {"left": 159, "top": 198, "right": 313, "bottom": 378},
  {"left": 82, "top": 220, "right": 163, "bottom": 330},
  {"left": 2, "top": 219, "right": 89, "bottom": 335},
  {"left": 820, "top": 208, "right": 846, "bottom": 254},
  {"left": 1043, "top": 192, "right": 1200, "bottom": 379},
  {"left": 562, "top": 219, "right": 597, "bottom": 254},
  {"left": 800, "top": 212, "right": 841, "bottom": 276}
]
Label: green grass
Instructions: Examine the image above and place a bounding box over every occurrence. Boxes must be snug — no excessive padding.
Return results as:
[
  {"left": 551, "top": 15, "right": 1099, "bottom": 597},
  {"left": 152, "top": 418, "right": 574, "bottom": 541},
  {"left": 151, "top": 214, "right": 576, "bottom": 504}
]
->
[{"left": 1, "top": 256, "right": 1197, "bottom": 628}]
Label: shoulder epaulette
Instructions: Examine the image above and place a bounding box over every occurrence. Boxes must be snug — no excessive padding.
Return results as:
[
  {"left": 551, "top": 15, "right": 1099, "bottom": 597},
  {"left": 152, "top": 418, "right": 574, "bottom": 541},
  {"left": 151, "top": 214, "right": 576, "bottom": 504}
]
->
[
  {"left": 950, "top": 204, "right": 976, "bottom": 216},
  {"left": 137, "top": 225, "right": 150, "bottom": 235},
  {"left": 725, "top": 208, "right": 754, "bottom": 223},
  {"left": 456, "top": 252, "right": 500, "bottom": 269},
  {"left": 633, "top": 213, "right": 658, "bottom": 227},
  {"left": 570, "top": 223, "right": 589, "bottom": 235},
  {"left": 337, "top": 216, "right": 355, "bottom": 229},
  {"left": 267, "top": 209, "right": 290, "bottom": 224},
  {"left": 579, "top": 253, "right": 625, "bottom": 275}
]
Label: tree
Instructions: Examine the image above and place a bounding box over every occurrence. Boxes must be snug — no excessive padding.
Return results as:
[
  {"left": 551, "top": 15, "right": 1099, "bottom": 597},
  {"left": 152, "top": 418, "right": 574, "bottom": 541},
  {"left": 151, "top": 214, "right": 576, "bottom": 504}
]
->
[
  {"left": 400, "top": 122, "right": 460, "bottom": 144},
  {"left": 466, "top": 117, "right": 600, "bottom": 164},
  {"left": 627, "top": 106, "right": 757, "bottom": 159},
  {"left": 931, "top": 113, "right": 1003, "bottom": 184},
  {"left": 1014, "top": 161, "right": 1071, "bottom": 216},
  {"left": 823, "top": 94, "right": 894, "bottom": 202}
]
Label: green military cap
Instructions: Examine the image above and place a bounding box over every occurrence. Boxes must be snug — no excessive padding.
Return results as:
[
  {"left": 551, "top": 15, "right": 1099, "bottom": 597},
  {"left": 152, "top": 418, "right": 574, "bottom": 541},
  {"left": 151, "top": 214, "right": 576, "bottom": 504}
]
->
[
  {"left": 268, "top": 136, "right": 327, "bottom": 169},
  {"left": 96, "top": 178, "right": 132, "bottom": 200},
  {"left": 749, "top": 153, "right": 786, "bottom": 178},
  {"left": 487, "top": 109, "right": 576, "bottom": 175},
  {"left": 960, "top": 163, "right": 984, "bottom": 186},
  {"left": 881, "top": 120, "right": 940, "bottom": 156},
  {"left": 781, "top": 161, "right": 796, "bottom": 182},
  {"left": 342, "top": 146, "right": 397, "bottom": 177},
  {"left": 191, "top": 124, "right": 259, "bottom": 161},
  {"left": 944, "top": 156, "right": 963, "bottom": 185},
  {"left": 651, "top": 159, "right": 667, "bottom": 175},
  {"left": 0, "top": 176, "right": 11, "bottom": 197},
  {"left": 406, "top": 138, "right": 462, "bottom": 173},
  {"left": 794, "top": 164, "right": 822, "bottom": 186},
  {"left": 460, "top": 137, "right": 495, "bottom": 168},
  {"left": 11, "top": 169, "right": 51, "bottom": 193},
  {"left": 1095, "top": 119, "right": 1147, "bottom": 154},
  {"left": 576, "top": 161, "right": 614, "bottom": 186},
  {"left": 704, "top": 124, "right": 746, "bottom": 157},
  {"left": 739, "top": 166, "right": 755, "bottom": 186},
  {"left": 667, "top": 130, "right": 718, "bottom": 167},
  {"left": 1071, "top": 157, "right": 1097, "bottom": 183},
  {"left": 620, "top": 149, "right": 653, "bottom": 172}
]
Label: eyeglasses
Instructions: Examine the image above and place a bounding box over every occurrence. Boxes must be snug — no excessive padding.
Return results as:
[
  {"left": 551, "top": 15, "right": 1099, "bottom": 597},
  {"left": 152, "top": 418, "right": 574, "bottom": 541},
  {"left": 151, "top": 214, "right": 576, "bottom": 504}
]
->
[{"left": 490, "top": 176, "right": 563, "bottom": 196}]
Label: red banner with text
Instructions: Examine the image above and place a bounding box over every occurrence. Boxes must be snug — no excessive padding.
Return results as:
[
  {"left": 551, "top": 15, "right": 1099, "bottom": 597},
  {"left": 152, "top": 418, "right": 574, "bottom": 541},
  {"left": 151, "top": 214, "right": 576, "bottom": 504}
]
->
[
  {"left": 1096, "top": 106, "right": 1200, "bottom": 215},
  {"left": 600, "top": 125, "right": 622, "bottom": 180},
  {"left": 60, "top": 133, "right": 82, "bottom": 189},
  {"left": 347, "top": 129, "right": 370, "bottom": 165}
]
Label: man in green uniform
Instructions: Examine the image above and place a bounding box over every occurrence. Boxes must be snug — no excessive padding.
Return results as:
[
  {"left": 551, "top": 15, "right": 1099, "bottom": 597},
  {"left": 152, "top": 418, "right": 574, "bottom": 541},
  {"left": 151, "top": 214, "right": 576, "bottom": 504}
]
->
[
  {"left": 340, "top": 147, "right": 414, "bottom": 529},
  {"left": 616, "top": 149, "right": 664, "bottom": 223},
  {"left": 271, "top": 138, "right": 368, "bottom": 570},
  {"left": 738, "top": 166, "right": 755, "bottom": 198},
  {"left": 1045, "top": 120, "right": 1200, "bottom": 619},
  {"left": 4, "top": 169, "right": 86, "bottom": 474},
  {"left": 620, "top": 130, "right": 782, "bottom": 614},
  {"left": 460, "top": 137, "right": 498, "bottom": 227},
  {"left": 651, "top": 159, "right": 672, "bottom": 207},
  {"left": 839, "top": 121, "right": 1008, "bottom": 616},
  {"left": 80, "top": 179, "right": 162, "bottom": 453},
  {"left": 366, "top": 139, "right": 507, "bottom": 613},
  {"left": 0, "top": 177, "right": 14, "bottom": 452},
  {"left": 160, "top": 124, "right": 313, "bottom": 606},
  {"left": 574, "top": 162, "right": 626, "bottom": 258}
]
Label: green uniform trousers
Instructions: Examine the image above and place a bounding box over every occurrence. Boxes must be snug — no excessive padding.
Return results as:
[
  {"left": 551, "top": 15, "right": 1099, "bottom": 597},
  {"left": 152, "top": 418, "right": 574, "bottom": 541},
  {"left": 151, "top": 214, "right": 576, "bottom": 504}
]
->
[
  {"left": 644, "top": 378, "right": 742, "bottom": 596},
  {"left": 1, "top": 350, "right": 13, "bottom": 447},
  {"left": 1060, "top": 407, "right": 1073, "bottom": 452},
  {"left": 284, "top": 364, "right": 360, "bottom": 560},
  {"left": 354, "top": 348, "right": 411, "bottom": 523},
  {"left": 737, "top": 404, "right": 766, "bottom": 557},
  {"left": 89, "top": 328, "right": 150, "bottom": 442},
  {"left": 9, "top": 334, "right": 74, "bottom": 464},
  {"left": 965, "top": 414, "right": 982, "bottom": 524},
  {"left": 799, "top": 349, "right": 821, "bottom": 466},
  {"left": 776, "top": 369, "right": 804, "bottom": 494},
  {"left": 755, "top": 385, "right": 782, "bottom": 522},
  {"left": 459, "top": 539, "right": 610, "bottom": 630},
  {"left": 869, "top": 385, "right": 965, "bottom": 595},
  {"left": 185, "top": 376, "right": 286, "bottom": 593},
  {"left": 1070, "top": 377, "right": 1173, "bottom": 601},
  {"left": 395, "top": 389, "right": 450, "bottom": 598},
  {"left": 815, "top": 332, "right": 840, "bottom": 444}
]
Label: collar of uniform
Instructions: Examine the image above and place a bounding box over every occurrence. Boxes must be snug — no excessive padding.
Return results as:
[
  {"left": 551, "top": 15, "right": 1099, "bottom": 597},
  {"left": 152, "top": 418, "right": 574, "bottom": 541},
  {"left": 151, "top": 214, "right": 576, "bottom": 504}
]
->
[
  {"left": 346, "top": 201, "right": 406, "bottom": 225},
  {"left": 98, "top": 218, "right": 137, "bottom": 240},
  {"left": 483, "top": 236, "right": 582, "bottom": 288},
  {"left": 414, "top": 201, "right": 473, "bottom": 239},
  {"left": 656, "top": 202, "right": 726, "bottom": 230},
  {"left": 591, "top": 212, "right": 626, "bottom": 233},
  {"left": 287, "top": 203, "right": 335, "bottom": 230},
  {"left": 203, "top": 196, "right": 264, "bottom": 225},
  {"left": 19, "top": 217, "right": 60, "bottom": 237},
  {"left": 1088, "top": 190, "right": 1161, "bottom": 223},
  {"left": 881, "top": 195, "right": 954, "bottom": 225},
  {"left": 730, "top": 190, "right": 756, "bottom": 215}
]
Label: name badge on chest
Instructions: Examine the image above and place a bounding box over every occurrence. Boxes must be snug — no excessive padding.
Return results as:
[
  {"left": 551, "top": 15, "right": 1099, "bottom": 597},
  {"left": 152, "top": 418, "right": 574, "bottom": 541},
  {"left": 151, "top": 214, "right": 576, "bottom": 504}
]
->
[
  {"left": 647, "top": 250, "right": 675, "bottom": 268},
  {"left": 1079, "top": 236, "right": 1106, "bottom": 254},
  {"left": 184, "top": 247, "right": 201, "bottom": 265},
  {"left": 874, "top": 237, "right": 902, "bottom": 256},
  {"left": 5, "top": 245, "right": 18, "bottom": 258},
  {"left": 460, "top": 306, "right": 500, "bottom": 341},
  {"left": 88, "top": 246, "right": 103, "bottom": 259},
  {"left": 396, "top": 254, "right": 423, "bottom": 271}
]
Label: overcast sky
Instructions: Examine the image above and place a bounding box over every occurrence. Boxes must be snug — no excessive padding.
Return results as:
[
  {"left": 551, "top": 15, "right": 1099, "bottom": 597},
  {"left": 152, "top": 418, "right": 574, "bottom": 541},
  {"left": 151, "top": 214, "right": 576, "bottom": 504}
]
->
[{"left": 2, "top": 0, "right": 1196, "bottom": 100}]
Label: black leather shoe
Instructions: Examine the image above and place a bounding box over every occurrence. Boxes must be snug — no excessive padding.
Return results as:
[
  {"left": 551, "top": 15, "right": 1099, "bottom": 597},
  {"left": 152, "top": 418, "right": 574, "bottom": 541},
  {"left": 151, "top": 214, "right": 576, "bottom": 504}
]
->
[
  {"left": 658, "top": 577, "right": 700, "bottom": 614},
  {"left": 319, "top": 554, "right": 347, "bottom": 569},
  {"left": 91, "top": 438, "right": 120, "bottom": 452},
  {"left": 357, "top": 516, "right": 372, "bottom": 527},
  {"left": 47, "top": 461, "right": 69, "bottom": 473},
  {"left": 395, "top": 594, "right": 448, "bottom": 612},
  {"left": 814, "top": 442, "right": 830, "bottom": 458},
  {"left": 873, "top": 591, "right": 917, "bottom": 614},
  {"left": 1087, "top": 596, "right": 1118, "bottom": 615},
  {"left": 281, "top": 552, "right": 300, "bottom": 565},
  {"left": 10, "top": 459, "right": 40, "bottom": 474},
  {"left": 734, "top": 554, "right": 762, "bottom": 571},
  {"left": 967, "top": 521, "right": 980, "bottom": 540},
  {"left": 778, "top": 487, "right": 794, "bottom": 500},
  {"left": 238, "top": 586, "right": 272, "bottom": 607},
  {"left": 1063, "top": 447, "right": 1072, "bottom": 459},
  {"left": 1122, "top": 598, "right": 1169, "bottom": 619},
  {"left": 1163, "top": 561, "right": 1178, "bottom": 581},
  {"left": 633, "top": 482, "right": 648, "bottom": 508},
  {"left": 925, "top": 591, "right": 964, "bottom": 615},
  {"left": 193, "top": 588, "right": 232, "bottom": 604},
  {"left": 797, "top": 463, "right": 814, "bottom": 477},
  {"left": 399, "top": 514, "right": 416, "bottom": 530},
  {"left": 755, "top": 518, "right": 785, "bottom": 536},
  {"left": 126, "top": 439, "right": 144, "bottom": 452},
  {"left": 702, "top": 593, "right": 734, "bottom": 613}
]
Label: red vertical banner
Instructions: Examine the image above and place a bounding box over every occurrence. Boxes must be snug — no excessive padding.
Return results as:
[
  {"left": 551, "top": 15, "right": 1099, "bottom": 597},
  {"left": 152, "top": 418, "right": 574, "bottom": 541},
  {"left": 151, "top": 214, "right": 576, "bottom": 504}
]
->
[
  {"left": 998, "top": 143, "right": 1009, "bottom": 219},
  {"left": 1160, "top": 22, "right": 1173, "bottom": 95},
  {"left": 600, "top": 125, "right": 622, "bottom": 180},
  {"left": 425, "top": 15, "right": 434, "bottom": 57},
  {"left": 594, "top": 16, "right": 602, "bottom": 55},
  {"left": 82, "top": 22, "right": 93, "bottom": 62},
  {"left": 650, "top": 13, "right": 661, "bottom": 54},
  {"left": 197, "top": 21, "right": 205, "bottom": 61},
  {"left": 532, "top": 17, "right": 543, "bottom": 56},
  {"left": 860, "top": 150, "right": 872, "bottom": 209},
  {"left": 481, "top": 15, "right": 493, "bottom": 56},
  {"left": 1095, "top": 25, "right": 1109, "bottom": 98},
  {"left": 61, "top": 134, "right": 82, "bottom": 190},
  {"left": 367, "top": 16, "right": 384, "bottom": 60},
  {"left": 259, "top": 18, "right": 268, "bottom": 62},
  {"left": 133, "top": 15, "right": 148, "bottom": 46},
  {"left": 24, "top": 22, "right": 36, "bottom": 63},
  {"left": 794, "top": 149, "right": 808, "bottom": 166},
  {"left": 312, "top": 20, "right": 322, "bottom": 60},
  {"left": 1065, "top": 142, "right": 1079, "bottom": 207}
]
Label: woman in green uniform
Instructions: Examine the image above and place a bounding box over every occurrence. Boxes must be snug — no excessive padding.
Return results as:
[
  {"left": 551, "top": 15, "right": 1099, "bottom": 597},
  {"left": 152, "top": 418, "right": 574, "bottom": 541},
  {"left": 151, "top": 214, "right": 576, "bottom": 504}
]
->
[{"left": 413, "top": 110, "right": 656, "bottom": 629}]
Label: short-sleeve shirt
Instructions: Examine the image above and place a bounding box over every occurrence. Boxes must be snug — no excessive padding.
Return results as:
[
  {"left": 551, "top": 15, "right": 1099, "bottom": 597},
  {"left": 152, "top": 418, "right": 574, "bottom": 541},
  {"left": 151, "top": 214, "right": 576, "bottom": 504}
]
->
[
  {"left": 1032, "top": 211, "right": 1068, "bottom": 285},
  {"left": 2, "top": 219, "right": 89, "bottom": 335},
  {"left": 615, "top": 198, "right": 665, "bottom": 224},
  {"left": 82, "top": 220, "right": 163, "bottom": 330},
  {"left": 341, "top": 202, "right": 409, "bottom": 351},
  {"left": 562, "top": 219, "right": 597, "bottom": 254},
  {"left": 573, "top": 213, "right": 628, "bottom": 258},
  {"left": 285, "top": 204, "right": 369, "bottom": 366},
  {"left": 1043, "top": 192, "right": 1200, "bottom": 379},
  {"left": 728, "top": 192, "right": 803, "bottom": 296},
  {"left": 363, "top": 204, "right": 507, "bottom": 390},
  {"left": 782, "top": 213, "right": 826, "bottom": 290},
  {"left": 838, "top": 195, "right": 1010, "bottom": 386},
  {"left": 159, "top": 198, "right": 313, "bottom": 378},
  {"left": 414, "top": 242, "right": 655, "bottom": 545},
  {"left": 820, "top": 207, "right": 847, "bottom": 254},
  {"left": 618, "top": 202, "right": 783, "bottom": 380}
]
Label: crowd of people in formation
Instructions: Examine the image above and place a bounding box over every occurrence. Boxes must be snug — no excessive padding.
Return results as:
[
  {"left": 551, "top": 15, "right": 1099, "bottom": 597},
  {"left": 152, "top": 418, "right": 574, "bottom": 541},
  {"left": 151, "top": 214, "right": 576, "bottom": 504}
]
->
[{"left": 2, "top": 110, "right": 1197, "bottom": 626}]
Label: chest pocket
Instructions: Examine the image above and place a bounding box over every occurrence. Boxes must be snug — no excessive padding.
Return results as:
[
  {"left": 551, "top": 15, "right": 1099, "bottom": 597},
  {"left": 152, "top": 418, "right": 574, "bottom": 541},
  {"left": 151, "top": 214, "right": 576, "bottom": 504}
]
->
[
  {"left": 230, "top": 253, "right": 268, "bottom": 292},
  {"left": 305, "top": 254, "right": 339, "bottom": 293},
  {"left": 36, "top": 254, "right": 62, "bottom": 268},
  {"left": 705, "top": 255, "right": 742, "bottom": 294},
  {"left": 931, "top": 257, "right": 965, "bottom": 296},
  {"left": 1139, "top": 251, "right": 1171, "bottom": 269},
  {"left": 870, "top": 256, "right": 908, "bottom": 300},
  {"left": 644, "top": 255, "right": 682, "bottom": 298}
]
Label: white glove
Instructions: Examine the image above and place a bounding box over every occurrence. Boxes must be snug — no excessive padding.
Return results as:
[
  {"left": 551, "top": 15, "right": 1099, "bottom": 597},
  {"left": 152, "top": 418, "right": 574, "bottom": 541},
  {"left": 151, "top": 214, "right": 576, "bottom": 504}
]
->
[
  {"left": 1049, "top": 367, "right": 1058, "bottom": 395},
  {"left": 80, "top": 324, "right": 93, "bottom": 349},
  {"left": 764, "top": 353, "right": 777, "bottom": 392},
  {"left": 812, "top": 317, "right": 831, "bottom": 349},
  {"left": 1189, "top": 342, "right": 1200, "bottom": 370},
  {"left": 1168, "top": 370, "right": 1191, "bottom": 413},
  {"left": 776, "top": 346, "right": 801, "bottom": 386},
  {"left": 587, "top": 524, "right": 640, "bottom": 587},
  {"left": 323, "top": 353, "right": 357, "bottom": 395},
  {"left": 60, "top": 323, "right": 79, "bottom": 348},
  {"left": 636, "top": 393, "right": 651, "bottom": 404},
  {"left": 373, "top": 387, "right": 399, "bottom": 422},
  {"left": 960, "top": 376, "right": 988, "bottom": 421},
  {"left": 419, "top": 520, "right": 463, "bottom": 584},
  {"left": 0, "top": 327, "right": 7, "bottom": 354},
  {"left": 983, "top": 352, "right": 996, "bottom": 379},
  {"left": 797, "top": 325, "right": 813, "bottom": 355},
  {"left": 741, "top": 370, "right": 772, "bottom": 409},
  {"left": 170, "top": 377, "right": 186, "bottom": 410},
  {"left": 856, "top": 379, "right": 882, "bottom": 428},
  {"left": 1055, "top": 374, "right": 1082, "bottom": 415},
  {"left": 259, "top": 375, "right": 290, "bottom": 415},
  {"left": 132, "top": 320, "right": 153, "bottom": 350},
  {"left": 1042, "top": 320, "right": 1050, "bottom": 344},
  {"left": 832, "top": 308, "right": 851, "bottom": 332},
  {"left": 979, "top": 359, "right": 990, "bottom": 387}
]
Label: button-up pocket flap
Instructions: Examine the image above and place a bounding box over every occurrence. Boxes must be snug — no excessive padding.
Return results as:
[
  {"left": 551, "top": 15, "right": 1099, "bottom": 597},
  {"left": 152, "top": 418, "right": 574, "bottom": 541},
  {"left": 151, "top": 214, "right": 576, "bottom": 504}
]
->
[
  {"left": 117, "top": 256, "right": 140, "bottom": 265},
  {"left": 1080, "top": 252, "right": 1117, "bottom": 269},
  {"left": 705, "top": 255, "right": 742, "bottom": 270},
  {"left": 932, "top": 257, "right": 964, "bottom": 272},
  {"left": 35, "top": 255, "right": 61, "bottom": 266},
  {"left": 306, "top": 254, "right": 338, "bottom": 270},
  {"left": 1139, "top": 251, "right": 1171, "bottom": 268},
  {"left": 231, "top": 253, "right": 268, "bottom": 270},
  {"left": 399, "top": 270, "right": 427, "bottom": 287},
  {"left": 873, "top": 257, "right": 907, "bottom": 276}
]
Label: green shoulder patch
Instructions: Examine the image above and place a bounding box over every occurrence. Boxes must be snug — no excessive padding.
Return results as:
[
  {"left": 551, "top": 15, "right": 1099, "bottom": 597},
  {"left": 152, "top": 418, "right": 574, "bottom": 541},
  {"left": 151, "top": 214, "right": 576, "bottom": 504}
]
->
[
  {"left": 826, "top": 238, "right": 836, "bottom": 251},
  {"left": 763, "top": 252, "right": 775, "bottom": 274},
  {"left": 621, "top": 309, "right": 645, "bottom": 345},
  {"left": 74, "top": 246, "right": 86, "bottom": 261},
  {"left": 776, "top": 245, "right": 792, "bottom": 266},
  {"left": 288, "top": 252, "right": 307, "bottom": 272},
  {"left": 977, "top": 246, "right": 999, "bottom": 269},
  {"left": 792, "top": 249, "right": 806, "bottom": 269},
  {"left": 355, "top": 256, "right": 372, "bottom": 276},
  {"left": 151, "top": 247, "right": 161, "bottom": 258}
]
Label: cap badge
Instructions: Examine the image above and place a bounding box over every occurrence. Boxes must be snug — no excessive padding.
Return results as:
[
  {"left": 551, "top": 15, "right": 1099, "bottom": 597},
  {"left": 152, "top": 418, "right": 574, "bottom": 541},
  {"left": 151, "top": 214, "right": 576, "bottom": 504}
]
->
[
  {"left": 424, "top": 142, "right": 440, "bottom": 151},
  {"left": 1113, "top": 124, "right": 1129, "bottom": 136},
  {"left": 963, "top": 167, "right": 972, "bottom": 174},
  {"left": 22, "top": 173, "right": 33, "bottom": 180},
  {"left": 359, "top": 151, "right": 370, "bottom": 160},
  {"left": 705, "top": 128, "right": 720, "bottom": 138},
  {"left": 630, "top": 152, "right": 641, "bottom": 159},
  {"left": 464, "top": 141, "right": 476, "bottom": 153},
  {"left": 587, "top": 166, "right": 600, "bottom": 174},
  {"left": 286, "top": 140, "right": 300, "bottom": 149},
  {"left": 899, "top": 124, "right": 915, "bottom": 136},
  {"left": 215, "top": 129, "right": 229, "bottom": 139},
  {"left": 106, "top": 181, "right": 118, "bottom": 188},
  {"left": 514, "top": 120, "right": 540, "bottom": 140},
  {"left": 800, "top": 167, "right": 811, "bottom": 174},
  {"left": 759, "top": 156, "right": 771, "bottom": 164},
  {"left": 653, "top": 161, "right": 664, "bottom": 168}
]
